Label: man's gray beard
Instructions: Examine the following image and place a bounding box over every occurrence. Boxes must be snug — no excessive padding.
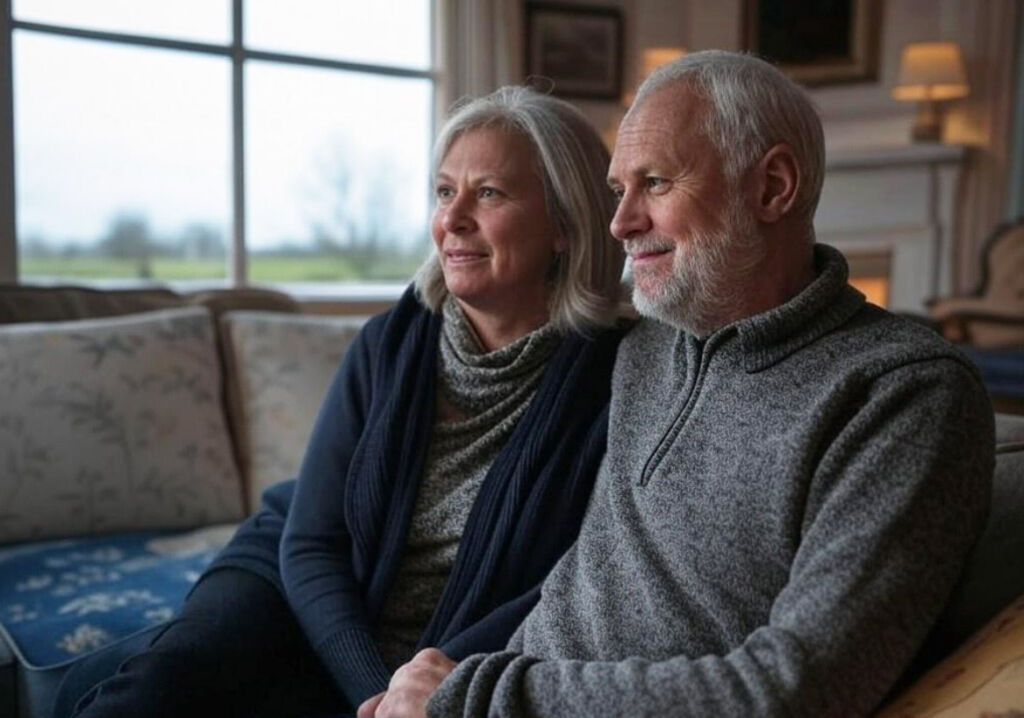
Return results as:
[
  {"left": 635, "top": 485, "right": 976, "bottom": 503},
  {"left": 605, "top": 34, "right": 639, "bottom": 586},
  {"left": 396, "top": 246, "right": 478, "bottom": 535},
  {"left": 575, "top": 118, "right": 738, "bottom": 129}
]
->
[{"left": 628, "top": 200, "right": 764, "bottom": 337}]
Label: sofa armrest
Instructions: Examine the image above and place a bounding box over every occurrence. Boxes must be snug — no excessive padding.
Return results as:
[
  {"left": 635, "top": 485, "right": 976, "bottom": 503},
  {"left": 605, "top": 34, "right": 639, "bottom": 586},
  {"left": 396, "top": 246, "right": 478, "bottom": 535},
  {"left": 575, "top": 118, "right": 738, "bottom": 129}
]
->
[
  {"left": 0, "top": 633, "right": 18, "bottom": 718},
  {"left": 874, "top": 592, "right": 1024, "bottom": 716}
]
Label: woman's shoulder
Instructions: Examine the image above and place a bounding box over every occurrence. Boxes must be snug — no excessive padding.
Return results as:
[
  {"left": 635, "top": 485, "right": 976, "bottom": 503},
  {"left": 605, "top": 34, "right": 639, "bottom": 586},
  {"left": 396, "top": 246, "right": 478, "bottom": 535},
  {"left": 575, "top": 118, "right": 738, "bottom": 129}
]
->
[{"left": 353, "top": 284, "right": 439, "bottom": 354}]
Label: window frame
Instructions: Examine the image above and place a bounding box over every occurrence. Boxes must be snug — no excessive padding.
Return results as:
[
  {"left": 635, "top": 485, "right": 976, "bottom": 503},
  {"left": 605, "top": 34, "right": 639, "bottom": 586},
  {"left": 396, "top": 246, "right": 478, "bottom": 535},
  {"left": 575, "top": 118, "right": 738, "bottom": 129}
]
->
[{"left": 0, "top": 0, "right": 439, "bottom": 293}]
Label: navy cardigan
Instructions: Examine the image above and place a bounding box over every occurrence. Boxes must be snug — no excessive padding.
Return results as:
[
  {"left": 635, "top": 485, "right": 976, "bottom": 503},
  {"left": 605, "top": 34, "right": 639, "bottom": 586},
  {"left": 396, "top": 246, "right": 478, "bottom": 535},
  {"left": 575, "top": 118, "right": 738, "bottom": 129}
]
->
[{"left": 209, "top": 288, "right": 625, "bottom": 707}]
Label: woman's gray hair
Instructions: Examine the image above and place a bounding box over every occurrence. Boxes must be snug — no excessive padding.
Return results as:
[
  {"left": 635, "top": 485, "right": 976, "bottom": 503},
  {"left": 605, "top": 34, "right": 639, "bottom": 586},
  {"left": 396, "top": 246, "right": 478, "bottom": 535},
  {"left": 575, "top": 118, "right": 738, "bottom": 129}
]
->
[
  {"left": 414, "top": 85, "right": 625, "bottom": 332},
  {"left": 634, "top": 50, "right": 825, "bottom": 240}
]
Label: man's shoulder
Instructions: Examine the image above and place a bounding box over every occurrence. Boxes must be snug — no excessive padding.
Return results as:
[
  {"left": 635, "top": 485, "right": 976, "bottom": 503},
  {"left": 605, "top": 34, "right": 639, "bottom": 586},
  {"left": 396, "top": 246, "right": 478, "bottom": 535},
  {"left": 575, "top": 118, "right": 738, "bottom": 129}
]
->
[{"left": 824, "top": 301, "right": 980, "bottom": 382}]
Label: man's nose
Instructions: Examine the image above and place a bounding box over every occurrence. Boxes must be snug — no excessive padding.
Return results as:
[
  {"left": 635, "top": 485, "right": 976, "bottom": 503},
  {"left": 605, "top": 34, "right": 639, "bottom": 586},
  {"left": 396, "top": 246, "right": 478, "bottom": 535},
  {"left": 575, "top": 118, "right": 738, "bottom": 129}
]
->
[
  {"left": 442, "top": 194, "right": 475, "bottom": 234},
  {"left": 610, "top": 191, "right": 651, "bottom": 240}
]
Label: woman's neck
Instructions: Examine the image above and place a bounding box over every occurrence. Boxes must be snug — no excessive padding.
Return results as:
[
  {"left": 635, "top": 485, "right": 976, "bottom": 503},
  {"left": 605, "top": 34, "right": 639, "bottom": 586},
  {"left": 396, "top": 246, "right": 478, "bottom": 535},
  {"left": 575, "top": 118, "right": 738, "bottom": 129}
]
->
[{"left": 454, "top": 298, "right": 550, "bottom": 352}]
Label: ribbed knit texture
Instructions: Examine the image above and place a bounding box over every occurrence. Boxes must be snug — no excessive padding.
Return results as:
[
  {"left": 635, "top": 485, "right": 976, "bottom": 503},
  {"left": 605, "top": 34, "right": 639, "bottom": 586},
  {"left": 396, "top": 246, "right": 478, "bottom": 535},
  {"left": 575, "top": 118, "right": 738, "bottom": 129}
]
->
[
  {"left": 375, "top": 297, "right": 559, "bottom": 670},
  {"left": 317, "top": 628, "right": 392, "bottom": 705},
  {"left": 428, "top": 245, "right": 995, "bottom": 718}
]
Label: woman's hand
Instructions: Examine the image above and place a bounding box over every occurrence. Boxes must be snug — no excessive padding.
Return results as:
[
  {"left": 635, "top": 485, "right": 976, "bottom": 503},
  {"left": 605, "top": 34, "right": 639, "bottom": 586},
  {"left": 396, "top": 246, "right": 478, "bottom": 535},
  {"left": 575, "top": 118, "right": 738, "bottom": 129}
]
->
[{"left": 357, "top": 648, "right": 457, "bottom": 718}]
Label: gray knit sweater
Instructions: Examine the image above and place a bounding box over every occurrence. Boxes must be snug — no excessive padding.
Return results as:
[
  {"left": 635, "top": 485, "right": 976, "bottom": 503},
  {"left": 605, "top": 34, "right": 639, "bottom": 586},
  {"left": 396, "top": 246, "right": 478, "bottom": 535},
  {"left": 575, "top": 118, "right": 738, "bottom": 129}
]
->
[
  {"left": 375, "top": 297, "right": 559, "bottom": 669},
  {"left": 427, "top": 244, "right": 995, "bottom": 718}
]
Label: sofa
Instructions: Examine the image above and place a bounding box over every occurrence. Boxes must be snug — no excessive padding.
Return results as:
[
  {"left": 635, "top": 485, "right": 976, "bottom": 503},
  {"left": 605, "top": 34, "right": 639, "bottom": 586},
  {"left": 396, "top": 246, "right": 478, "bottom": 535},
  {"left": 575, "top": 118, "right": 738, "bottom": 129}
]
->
[
  {"left": 0, "top": 284, "right": 369, "bottom": 718},
  {"left": 0, "top": 284, "right": 1022, "bottom": 718}
]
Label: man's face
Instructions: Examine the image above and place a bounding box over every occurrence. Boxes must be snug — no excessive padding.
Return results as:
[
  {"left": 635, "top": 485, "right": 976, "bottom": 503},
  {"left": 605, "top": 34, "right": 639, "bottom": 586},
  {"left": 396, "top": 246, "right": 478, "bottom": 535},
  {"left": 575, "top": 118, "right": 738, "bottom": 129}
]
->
[{"left": 607, "top": 86, "right": 763, "bottom": 335}]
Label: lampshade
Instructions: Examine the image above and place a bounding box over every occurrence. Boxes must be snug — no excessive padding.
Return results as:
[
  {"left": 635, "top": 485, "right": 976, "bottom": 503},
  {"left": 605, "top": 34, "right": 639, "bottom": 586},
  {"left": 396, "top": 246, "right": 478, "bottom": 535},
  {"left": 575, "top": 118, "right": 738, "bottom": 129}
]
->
[{"left": 891, "top": 42, "right": 969, "bottom": 101}]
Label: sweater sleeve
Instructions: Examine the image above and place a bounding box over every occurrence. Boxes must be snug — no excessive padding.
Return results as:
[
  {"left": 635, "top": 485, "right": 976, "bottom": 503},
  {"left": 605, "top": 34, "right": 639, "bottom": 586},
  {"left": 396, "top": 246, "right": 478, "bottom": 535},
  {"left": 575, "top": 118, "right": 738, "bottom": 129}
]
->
[
  {"left": 427, "top": 358, "right": 995, "bottom": 718},
  {"left": 279, "top": 319, "right": 392, "bottom": 707}
]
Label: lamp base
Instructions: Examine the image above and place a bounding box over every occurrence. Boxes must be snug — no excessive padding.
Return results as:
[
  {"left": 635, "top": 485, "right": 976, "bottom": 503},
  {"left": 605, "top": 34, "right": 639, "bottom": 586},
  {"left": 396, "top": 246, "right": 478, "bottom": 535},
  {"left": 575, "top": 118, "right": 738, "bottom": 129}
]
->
[{"left": 911, "top": 100, "right": 942, "bottom": 142}]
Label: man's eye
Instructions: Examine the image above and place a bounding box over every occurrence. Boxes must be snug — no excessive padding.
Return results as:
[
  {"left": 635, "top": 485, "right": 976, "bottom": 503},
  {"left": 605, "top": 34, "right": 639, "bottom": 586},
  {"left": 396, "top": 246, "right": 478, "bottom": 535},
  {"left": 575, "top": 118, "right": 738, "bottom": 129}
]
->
[
  {"left": 609, "top": 187, "right": 625, "bottom": 202},
  {"left": 645, "top": 177, "right": 667, "bottom": 190},
  {"left": 479, "top": 186, "right": 500, "bottom": 199},
  {"left": 435, "top": 186, "right": 454, "bottom": 201}
]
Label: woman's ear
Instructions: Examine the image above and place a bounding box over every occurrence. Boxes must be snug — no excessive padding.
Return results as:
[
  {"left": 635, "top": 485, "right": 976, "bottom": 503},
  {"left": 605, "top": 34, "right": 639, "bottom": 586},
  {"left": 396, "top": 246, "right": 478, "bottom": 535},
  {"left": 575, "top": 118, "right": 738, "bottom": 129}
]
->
[{"left": 750, "top": 143, "right": 800, "bottom": 224}]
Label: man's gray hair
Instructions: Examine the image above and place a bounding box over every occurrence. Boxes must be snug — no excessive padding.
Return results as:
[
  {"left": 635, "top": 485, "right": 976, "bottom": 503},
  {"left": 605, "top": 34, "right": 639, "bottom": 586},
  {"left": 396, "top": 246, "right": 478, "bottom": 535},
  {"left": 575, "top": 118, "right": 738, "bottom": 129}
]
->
[
  {"left": 634, "top": 50, "right": 825, "bottom": 238},
  {"left": 414, "top": 86, "right": 625, "bottom": 332}
]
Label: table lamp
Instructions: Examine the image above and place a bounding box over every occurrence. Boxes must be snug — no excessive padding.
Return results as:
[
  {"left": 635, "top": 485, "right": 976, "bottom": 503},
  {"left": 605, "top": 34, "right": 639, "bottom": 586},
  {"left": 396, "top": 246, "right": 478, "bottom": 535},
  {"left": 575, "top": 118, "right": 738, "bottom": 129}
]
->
[{"left": 891, "top": 41, "right": 969, "bottom": 142}]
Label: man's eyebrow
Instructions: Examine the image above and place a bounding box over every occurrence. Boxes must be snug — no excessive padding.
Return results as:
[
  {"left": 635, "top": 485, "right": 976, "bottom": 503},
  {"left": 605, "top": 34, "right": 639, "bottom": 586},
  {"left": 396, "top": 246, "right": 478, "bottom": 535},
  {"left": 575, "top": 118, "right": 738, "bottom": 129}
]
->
[{"left": 606, "top": 164, "right": 652, "bottom": 185}]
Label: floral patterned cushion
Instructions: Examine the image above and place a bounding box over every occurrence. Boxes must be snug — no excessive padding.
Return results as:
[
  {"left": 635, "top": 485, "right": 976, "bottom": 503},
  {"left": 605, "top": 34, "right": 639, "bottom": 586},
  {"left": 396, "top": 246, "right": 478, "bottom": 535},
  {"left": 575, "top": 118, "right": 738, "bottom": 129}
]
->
[
  {"left": 0, "top": 525, "right": 236, "bottom": 668},
  {"left": 0, "top": 307, "right": 245, "bottom": 543},
  {"left": 220, "top": 311, "right": 367, "bottom": 511}
]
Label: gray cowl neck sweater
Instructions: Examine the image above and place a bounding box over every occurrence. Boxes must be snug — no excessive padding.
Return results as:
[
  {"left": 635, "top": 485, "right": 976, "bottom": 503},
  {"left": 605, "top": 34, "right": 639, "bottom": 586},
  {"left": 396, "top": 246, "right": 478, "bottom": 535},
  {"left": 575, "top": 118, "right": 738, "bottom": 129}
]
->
[
  {"left": 427, "top": 244, "right": 995, "bottom": 718},
  {"left": 375, "top": 296, "right": 559, "bottom": 670}
]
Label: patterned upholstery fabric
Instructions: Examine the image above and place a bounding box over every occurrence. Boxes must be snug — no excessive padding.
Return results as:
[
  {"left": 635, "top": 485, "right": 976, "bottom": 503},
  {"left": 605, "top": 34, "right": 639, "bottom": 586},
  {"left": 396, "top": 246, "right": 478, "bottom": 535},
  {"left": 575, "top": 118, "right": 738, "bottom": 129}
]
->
[
  {"left": 220, "top": 311, "right": 367, "bottom": 511},
  {"left": 0, "top": 307, "right": 245, "bottom": 543},
  {"left": 928, "top": 221, "right": 1024, "bottom": 350},
  {"left": 0, "top": 525, "right": 235, "bottom": 668}
]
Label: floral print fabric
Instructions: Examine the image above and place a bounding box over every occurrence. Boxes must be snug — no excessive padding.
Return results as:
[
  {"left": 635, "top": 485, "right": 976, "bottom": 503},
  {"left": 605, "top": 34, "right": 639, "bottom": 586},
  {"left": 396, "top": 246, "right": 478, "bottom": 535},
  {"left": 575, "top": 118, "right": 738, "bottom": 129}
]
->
[
  {"left": 221, "top": 311, "right": 365, "bottom": 512},
  {"left": 0, "top": 307, "right": 244, "bottom": 543}
]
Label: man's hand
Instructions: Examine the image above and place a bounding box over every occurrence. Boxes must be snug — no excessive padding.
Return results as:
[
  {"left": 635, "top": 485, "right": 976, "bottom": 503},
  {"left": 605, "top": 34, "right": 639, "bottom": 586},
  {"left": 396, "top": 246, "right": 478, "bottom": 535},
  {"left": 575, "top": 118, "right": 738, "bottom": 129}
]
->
[
  {"left": 357, "top": 648, "right": 456, "bottom": 718},
  {"left": 357, "top": 691, "right": 386, "bottom": 718}
]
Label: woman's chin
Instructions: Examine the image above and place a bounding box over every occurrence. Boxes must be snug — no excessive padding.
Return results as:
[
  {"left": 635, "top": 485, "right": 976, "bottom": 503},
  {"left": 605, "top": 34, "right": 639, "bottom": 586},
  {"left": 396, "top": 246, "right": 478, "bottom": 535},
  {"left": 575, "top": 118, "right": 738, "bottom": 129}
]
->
[
  {"left": 444, "top": 286, "right": 487, "bottom": 309},
  {"left": 441, "top": 270, "right": 490, "bottom": 302}
]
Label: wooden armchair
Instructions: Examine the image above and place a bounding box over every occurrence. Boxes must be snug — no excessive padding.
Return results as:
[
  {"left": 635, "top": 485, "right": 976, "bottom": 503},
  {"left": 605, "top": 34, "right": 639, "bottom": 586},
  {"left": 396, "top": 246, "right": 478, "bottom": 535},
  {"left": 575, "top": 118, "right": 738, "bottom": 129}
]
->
[
  {"left": 928, "top": 220, "right": 1024, "bottom": 348},
  {"left": 927, "top": 220, "right": 1024, "bottom": 413}
]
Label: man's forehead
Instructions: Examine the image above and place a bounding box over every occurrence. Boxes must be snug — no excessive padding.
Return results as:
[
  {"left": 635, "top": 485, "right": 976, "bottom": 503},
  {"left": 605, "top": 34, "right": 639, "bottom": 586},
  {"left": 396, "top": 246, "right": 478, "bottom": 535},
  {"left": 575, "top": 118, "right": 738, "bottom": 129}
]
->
[{"left": 610, "top": 88, "right": 703, "bottom": 172}]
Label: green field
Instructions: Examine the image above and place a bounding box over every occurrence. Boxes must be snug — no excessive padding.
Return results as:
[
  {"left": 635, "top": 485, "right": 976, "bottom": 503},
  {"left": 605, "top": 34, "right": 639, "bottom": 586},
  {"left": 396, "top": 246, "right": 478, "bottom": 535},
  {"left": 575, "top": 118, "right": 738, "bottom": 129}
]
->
[{"left": 20, "top": 255, "right": 424, "bottom": 283}]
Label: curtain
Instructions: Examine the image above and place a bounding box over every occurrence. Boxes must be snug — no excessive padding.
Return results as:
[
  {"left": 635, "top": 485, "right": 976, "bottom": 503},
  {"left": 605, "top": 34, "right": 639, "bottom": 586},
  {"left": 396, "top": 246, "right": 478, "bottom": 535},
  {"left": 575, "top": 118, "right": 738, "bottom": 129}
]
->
[
  {"left": 948, "top": 0, "right": 1020, "bottom": 293},
  {"left": 435, "top": 0, "right": 524, "bottom": 123}
]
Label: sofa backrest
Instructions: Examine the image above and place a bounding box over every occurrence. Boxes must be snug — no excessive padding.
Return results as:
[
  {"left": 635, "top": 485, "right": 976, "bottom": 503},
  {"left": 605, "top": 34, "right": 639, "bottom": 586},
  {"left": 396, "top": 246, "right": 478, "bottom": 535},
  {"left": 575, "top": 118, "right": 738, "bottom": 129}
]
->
[
  {"left": 0, "top": 306, "right": 246, "bottom": 542},
  {"left": 0, "top": 284, "right": 301, "bottom": 490},
  {"left": 219, "top": 310, "right": 367, "bottom": 511},
  {"left": 908, "top": 412, "right": 1024, "bottom": 675}
]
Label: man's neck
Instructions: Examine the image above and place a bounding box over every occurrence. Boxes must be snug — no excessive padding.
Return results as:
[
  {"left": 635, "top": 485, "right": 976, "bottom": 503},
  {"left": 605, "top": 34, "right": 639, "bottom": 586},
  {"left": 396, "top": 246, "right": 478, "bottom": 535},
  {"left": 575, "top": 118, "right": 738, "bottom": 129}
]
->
[{"left": 695, "top": 237, "right": 816, "bottom": 337}]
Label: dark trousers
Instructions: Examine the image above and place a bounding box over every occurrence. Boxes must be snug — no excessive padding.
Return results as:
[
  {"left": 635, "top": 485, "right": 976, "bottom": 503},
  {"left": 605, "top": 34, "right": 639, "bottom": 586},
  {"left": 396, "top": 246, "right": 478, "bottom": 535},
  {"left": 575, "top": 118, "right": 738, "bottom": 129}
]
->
[{"left": 53, "top": 569, "right": 350, "bottom": 718}]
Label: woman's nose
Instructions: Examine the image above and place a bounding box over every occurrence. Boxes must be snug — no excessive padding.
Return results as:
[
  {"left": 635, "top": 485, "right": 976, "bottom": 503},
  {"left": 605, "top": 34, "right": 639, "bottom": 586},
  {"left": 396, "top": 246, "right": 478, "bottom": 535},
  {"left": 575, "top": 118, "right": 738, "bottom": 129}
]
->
[
  {"left": 610, "top": 191, "right": 651, "bottom": 241},
  {"left": 442, "top": 194, "right": 475, "bottom": 234}
]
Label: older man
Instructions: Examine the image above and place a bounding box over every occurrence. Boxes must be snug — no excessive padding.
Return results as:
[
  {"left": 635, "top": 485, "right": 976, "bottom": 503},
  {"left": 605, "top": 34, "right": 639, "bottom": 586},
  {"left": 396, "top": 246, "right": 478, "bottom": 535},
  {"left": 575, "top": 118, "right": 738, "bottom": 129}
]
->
[{"left": 364, "top": 50, "right": 994, "bottom": 718}]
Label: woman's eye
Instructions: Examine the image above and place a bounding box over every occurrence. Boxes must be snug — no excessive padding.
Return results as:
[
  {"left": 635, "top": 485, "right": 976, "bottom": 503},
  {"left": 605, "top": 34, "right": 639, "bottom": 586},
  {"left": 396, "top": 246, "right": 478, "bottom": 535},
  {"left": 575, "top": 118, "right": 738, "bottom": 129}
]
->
[
  {"left": 435, "top": 186, "right": 454, "bottom": 201},
  {"left": 610, "top": 187, "right": 625, "bottom": 202},
  {"left": 479, "top": 186, "right": 500, "bottom": 199}
]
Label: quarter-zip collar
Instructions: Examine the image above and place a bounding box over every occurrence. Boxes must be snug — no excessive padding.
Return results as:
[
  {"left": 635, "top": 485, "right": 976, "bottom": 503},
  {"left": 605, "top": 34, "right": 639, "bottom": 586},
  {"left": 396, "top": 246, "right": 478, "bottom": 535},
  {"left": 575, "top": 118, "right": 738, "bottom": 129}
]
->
[{"left": 733, "top": 244, "right": 865, "bottom": 373}]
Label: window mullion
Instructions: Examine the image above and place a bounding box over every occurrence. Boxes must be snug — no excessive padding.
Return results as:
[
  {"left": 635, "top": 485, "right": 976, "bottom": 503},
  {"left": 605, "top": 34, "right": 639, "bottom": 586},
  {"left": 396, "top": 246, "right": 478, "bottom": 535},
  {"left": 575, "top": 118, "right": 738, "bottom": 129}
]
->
[
  {"left": 1, "top": 0, "right": 17, "bottom": 282},
  {"left": 231, "top": 0, "right": 246, "bottom": 286}
]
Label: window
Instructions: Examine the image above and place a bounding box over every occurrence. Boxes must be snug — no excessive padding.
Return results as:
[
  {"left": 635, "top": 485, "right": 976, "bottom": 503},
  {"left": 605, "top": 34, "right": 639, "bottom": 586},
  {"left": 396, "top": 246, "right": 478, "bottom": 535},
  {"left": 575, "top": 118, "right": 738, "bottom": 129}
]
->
[{"left": 3, "top": 1, "right": 436, "bottom": 294}]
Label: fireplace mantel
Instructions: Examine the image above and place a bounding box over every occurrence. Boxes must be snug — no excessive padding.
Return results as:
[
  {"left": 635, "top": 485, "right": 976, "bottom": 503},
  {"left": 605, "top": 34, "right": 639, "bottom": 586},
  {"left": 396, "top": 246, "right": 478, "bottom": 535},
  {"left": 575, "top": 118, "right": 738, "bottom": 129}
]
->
[{"left": 815, "top": 143, "right": 966, "bottom": 313}]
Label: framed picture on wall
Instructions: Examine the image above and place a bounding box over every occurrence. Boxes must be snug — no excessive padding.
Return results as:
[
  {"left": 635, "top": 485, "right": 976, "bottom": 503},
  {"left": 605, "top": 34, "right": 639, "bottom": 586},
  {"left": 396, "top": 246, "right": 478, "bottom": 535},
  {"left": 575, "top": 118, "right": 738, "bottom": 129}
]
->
[
  {"left": 525, "top": 3, "right": 623, "bottom": 100},
  {"left": 743, "top": 0, "right": 882, "bottom": 86}
]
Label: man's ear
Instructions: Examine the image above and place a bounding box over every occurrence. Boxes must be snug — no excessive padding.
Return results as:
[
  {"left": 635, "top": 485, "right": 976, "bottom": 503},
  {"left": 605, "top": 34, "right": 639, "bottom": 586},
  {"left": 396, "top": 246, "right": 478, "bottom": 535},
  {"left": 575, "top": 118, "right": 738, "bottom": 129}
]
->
[{"left": 749, "top": 143, "right": 800, "bottom": 224}]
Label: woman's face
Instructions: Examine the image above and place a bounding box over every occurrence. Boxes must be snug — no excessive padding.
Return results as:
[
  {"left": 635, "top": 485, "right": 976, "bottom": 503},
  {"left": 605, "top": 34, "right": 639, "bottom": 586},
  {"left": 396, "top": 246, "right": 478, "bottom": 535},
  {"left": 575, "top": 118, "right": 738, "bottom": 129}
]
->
[{"left": 431, "top": 127, "right": 565, "bottom": 323}]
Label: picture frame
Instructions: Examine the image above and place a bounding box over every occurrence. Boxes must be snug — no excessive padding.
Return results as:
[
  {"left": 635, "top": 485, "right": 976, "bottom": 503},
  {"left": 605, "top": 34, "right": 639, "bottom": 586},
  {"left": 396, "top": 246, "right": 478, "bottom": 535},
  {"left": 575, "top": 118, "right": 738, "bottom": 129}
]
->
[
  {"left": 742, "top": 0, "right": 882, "bottom": 86},
  {"left": 525, "top": 3, "right": 623, "bottom": 100}
]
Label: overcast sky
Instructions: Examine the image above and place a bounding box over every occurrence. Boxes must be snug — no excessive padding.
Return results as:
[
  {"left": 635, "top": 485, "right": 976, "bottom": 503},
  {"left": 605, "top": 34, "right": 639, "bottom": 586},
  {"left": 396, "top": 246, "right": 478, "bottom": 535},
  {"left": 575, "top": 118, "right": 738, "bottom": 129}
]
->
[{"left": 13, "top": 0, "right": 433, "bottom": 250}]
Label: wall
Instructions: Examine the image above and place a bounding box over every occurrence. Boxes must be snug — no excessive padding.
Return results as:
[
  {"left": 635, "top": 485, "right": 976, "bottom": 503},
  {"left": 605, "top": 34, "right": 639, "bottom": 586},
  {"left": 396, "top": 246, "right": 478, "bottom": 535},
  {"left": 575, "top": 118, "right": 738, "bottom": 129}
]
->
[
  {"left": 552, "top": 0, "right": 1017, "bottom": 307},
  {"left": 572, "top": 0, "right": 964, "bottom": 152}
]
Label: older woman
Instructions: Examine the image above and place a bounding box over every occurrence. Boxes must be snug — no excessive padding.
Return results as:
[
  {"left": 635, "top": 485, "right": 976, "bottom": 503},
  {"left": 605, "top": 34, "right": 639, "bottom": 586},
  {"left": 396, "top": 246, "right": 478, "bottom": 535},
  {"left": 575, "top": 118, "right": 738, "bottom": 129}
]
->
[{"left": 60, "top": 86, "right": 625, "bottom": 718}]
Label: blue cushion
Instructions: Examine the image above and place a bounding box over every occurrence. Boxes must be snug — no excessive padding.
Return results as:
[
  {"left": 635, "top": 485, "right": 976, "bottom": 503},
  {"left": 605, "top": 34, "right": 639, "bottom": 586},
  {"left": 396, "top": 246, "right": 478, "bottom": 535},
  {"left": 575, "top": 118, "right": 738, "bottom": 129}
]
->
[
  {"left": 0, "top": 526, "right": 234, "bottom": 669},
  {"left": 960, "top": 347, "right": 1024, "bottom": 398}
]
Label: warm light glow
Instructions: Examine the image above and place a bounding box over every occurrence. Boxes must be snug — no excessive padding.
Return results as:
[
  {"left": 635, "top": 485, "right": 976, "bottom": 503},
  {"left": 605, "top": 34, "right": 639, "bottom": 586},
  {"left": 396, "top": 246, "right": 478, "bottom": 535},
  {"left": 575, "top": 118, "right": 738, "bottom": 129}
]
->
[
  {"left": 891, "top": 42, "right": 969, "bottom": 101},
  {"left": 849, "top": 277, "right": 889, "bottom": 308},
  {"left": 642, "top": 47, "right": 687, "bottom": 78},
  {"left": 622, "top": 47, "right": 687, "bottom": 108}
]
